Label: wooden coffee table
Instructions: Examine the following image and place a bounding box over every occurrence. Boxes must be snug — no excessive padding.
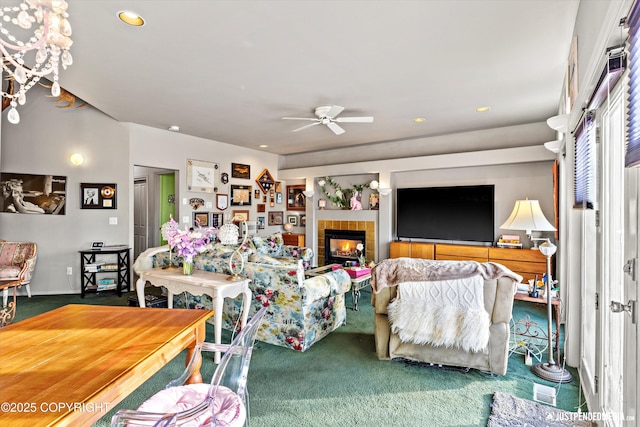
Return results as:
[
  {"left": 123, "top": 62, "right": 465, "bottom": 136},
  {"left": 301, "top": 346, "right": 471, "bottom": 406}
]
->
[{"left": 0, "top": 304, "right": 212, "bottom": 426}]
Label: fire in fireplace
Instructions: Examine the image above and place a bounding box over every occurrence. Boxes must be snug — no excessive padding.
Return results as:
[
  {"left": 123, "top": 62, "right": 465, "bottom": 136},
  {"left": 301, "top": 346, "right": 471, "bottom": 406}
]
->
[{"left": 324, "top": 229, "right": 366, "bottom": 265}]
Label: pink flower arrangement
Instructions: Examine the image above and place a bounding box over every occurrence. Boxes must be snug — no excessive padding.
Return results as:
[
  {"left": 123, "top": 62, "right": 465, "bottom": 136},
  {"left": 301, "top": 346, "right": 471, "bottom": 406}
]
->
[{"left": 163, "top": 217, "right": 217, "bottom": 263}]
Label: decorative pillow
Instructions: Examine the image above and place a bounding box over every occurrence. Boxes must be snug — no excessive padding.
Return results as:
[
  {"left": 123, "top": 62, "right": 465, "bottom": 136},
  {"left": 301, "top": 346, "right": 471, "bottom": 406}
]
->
[{"left": 249, "top": 252, "right": 282, "bottom": 265}]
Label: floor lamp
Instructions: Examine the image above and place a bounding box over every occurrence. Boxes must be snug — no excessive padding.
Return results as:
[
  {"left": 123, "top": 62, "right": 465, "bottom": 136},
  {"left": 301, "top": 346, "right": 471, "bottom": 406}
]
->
[{"left": 531, "top": 240, "right": 573, "bottom": 383}]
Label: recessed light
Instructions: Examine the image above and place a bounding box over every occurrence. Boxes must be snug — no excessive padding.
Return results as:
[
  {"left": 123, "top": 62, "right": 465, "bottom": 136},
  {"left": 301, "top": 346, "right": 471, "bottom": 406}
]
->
[
  {"left": 168, "top": 125, "right": 180, "bottom": 132},
  {"left": 118, "top": 11, "right": 145, "bottom": 27},
  {"left": 476, "top": 106, "right": 491, "bottom": 112},
  {"left": 413, "top": 117, "right": 426, "bottom": 123},
  {"left": 259, "top": 144, "right": 268, "bottom": 148}
]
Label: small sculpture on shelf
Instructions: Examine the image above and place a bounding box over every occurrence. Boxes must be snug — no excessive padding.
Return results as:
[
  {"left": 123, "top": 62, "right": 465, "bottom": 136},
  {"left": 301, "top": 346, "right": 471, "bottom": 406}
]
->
[{"left": 350, "top": 191, "right": 362, "bottom": 210}]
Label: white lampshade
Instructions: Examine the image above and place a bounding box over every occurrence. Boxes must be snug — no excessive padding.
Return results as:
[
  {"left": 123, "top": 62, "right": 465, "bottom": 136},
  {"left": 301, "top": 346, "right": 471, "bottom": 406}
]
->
[{"left": 500, "top": 199, "right": 556, "bottom": 233}]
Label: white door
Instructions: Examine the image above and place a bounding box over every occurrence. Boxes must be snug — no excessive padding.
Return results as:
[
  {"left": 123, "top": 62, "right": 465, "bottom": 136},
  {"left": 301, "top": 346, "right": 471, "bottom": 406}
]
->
[
  {"left": 599, "top": 86, "right": 627, "bottom": 425},
  {"left": 133, "top": 178, "right": 148, "bottom": 261},
  {"left": 620, "top": 166, "right": 638, "bottom": 425}
]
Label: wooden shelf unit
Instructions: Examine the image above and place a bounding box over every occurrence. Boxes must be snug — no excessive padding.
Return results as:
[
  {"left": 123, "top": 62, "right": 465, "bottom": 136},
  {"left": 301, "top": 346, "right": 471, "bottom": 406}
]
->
[
  {"left": 282, "top": 233, "right": 305, "bottom": 247},
  {"left": 389, "top": 241, "right": 548, "bottom": 282}
]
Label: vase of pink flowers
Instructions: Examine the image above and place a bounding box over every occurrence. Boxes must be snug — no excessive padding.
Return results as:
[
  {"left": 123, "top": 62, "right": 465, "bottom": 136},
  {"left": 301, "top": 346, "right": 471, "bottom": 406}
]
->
[{"left": 163, "top": 217, "right": 217, "bottom": 275}]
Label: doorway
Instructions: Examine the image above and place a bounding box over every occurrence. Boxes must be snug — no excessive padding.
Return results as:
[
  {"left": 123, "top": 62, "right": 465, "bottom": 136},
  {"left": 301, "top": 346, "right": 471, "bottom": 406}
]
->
[{"left": 133, "top": 166, "right": 177, "bottom": 261}]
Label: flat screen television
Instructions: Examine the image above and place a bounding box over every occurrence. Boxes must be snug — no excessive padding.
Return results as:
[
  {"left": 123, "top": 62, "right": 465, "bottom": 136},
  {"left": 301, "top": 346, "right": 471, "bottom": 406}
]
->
[{"left": 396, "top": 185, "right": 495, "bottom": 244}]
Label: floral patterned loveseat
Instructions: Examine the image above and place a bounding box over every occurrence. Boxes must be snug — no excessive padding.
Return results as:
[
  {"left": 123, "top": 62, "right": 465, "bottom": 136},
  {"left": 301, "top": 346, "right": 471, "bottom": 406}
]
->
[{"left": 140, "top": 232, "right": 352, "bottom": 352}]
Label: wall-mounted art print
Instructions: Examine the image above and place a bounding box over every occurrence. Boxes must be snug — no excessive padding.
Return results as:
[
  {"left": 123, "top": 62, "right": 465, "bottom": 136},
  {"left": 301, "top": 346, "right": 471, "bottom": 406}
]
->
[
  {"left": 231, "top": 185, "right": 251, "bottom": 206},
  {"left": 257, "top": 216, "right": 265, "bottom": 229},
  {"left": 187, "top": 159, "right": 219, "bottom": 193},
  {"left": 1, "top": 173, "right": 66, "bottom": 214},
  {"left": 193, "top": 211, "right": 209, "bottom": 227},
  {"left": 216, "top": 194, "right": 228, "bottom": 210},
  {"left": 274, "top": 181, "right": 282, "bottom": 192},
  {"left": 257, "top": 203, "right": 266, "bottom": 213},
  {"left": 287, "top": 185, "right": 306, "bottom": 211},
  {"left": 189, "top": 197, "right": 205, "bottom": 210},
  {"left": 210, "top": 212, "right": 224, "bottom": 228},
  {"left": 255, "top": 168, "right": 275, "bottom": 194},
  {"left": 231, "top": 163, "right": 250, "bottom": 179},
  {"left": 276, "top": 192, "right": 283, "bottom": 204},
  {"left": 287, "top": 215, "right": 298, "bottom": 226},
  {"left": 81, "top": 183, "right": 117, "bottom": 210},
  {"left": 268, "top": 211, "right": 283, "bottom": 226},
  {"left": 232, "top": 209, "right": 249, "bottom": 222}
]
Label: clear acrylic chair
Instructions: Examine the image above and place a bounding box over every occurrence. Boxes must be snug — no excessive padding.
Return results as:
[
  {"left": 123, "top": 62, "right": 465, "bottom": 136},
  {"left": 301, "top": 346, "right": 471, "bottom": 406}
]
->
[{"left": 111, "top": 306, "right": 268, "bottom": 427}]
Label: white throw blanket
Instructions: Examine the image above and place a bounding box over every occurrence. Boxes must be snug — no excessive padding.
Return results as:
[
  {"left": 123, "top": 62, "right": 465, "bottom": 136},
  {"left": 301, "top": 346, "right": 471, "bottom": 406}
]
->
[{"left": 387, "top": 275, "right": 490, "bottom": 353}]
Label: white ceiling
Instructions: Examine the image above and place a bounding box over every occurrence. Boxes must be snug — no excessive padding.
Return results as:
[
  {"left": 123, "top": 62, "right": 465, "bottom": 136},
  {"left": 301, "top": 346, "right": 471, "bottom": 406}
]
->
[{"left": 55, "top": 0, "right": 579, "bottom": 155}]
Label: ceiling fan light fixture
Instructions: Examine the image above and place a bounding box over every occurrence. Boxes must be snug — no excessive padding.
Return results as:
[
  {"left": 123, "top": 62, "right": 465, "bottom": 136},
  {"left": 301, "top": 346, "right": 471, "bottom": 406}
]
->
[{"left": 282, "top": 105, "right": 373, "bottom": 135}]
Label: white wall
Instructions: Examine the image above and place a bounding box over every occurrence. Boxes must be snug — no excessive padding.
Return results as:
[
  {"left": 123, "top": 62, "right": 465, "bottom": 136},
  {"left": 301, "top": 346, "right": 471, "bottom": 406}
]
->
[{"left": 0, "top": 84, "right": 130, "bottom": 295}]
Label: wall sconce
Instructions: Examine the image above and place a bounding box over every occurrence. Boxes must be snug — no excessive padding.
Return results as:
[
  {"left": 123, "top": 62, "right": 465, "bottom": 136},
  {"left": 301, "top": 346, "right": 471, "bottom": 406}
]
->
[
  {"left": 69, "top": 153, "right": 85, "bottom": 166},
  {"left": 369, "top": 180, "right": 379, "bottom": 190},
  {"left": 543, "top": 140, "right": 565, "bottom": 154},
  {"left": 302, "top": 190, "right": 314, "bottom": 198},
  {"left": 546, "top": 114, "right": 570, "bottom": 134},
  {"left": 378, "top": 188, "right": 392, "bottom": 196}
]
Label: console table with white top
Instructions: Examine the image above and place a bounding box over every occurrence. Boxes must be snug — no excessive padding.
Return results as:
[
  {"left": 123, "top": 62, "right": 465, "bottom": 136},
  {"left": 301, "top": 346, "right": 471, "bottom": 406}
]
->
[{"left": 135, "top": 267, "right": 252, "bottom": 363}]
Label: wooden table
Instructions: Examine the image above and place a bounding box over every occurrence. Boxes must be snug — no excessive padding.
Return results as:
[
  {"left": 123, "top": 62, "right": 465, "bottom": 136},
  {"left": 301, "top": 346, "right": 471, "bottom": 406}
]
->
[
  {"left": 0, "top": 304, "right": 213, "bottom": 426},
  {"left": 136, "top": 267, "right": 252, "bottom": 363}
]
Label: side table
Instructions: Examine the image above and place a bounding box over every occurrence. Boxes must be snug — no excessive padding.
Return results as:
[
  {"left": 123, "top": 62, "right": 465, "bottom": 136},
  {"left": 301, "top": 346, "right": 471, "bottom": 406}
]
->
[
  {"left": 135, "top": 267, "right": 252, "bottom": 363},
  {"left": 510, "top": 292, "right": 561, "bottom": 363},
  {"left": 0, "top": 278, "right": 21, "bottom": 327}
]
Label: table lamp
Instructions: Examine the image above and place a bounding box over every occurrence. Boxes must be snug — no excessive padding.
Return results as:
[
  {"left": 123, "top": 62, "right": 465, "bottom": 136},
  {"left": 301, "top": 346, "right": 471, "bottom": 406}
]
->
[{"left": 499, "top": 199, "right": 556, "bottom": 248}]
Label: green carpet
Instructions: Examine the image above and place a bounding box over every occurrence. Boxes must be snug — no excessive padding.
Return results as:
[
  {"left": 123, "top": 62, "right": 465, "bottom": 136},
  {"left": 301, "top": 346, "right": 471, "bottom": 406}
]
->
[{"left": 10, "top": 290, "right": 584, "bottom": 426}]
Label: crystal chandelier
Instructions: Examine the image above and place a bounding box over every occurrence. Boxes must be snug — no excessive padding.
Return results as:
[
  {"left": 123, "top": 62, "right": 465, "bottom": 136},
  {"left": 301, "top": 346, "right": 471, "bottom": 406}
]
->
[{"left": 1, "top": 0, "right": 73, "bottom": 124}]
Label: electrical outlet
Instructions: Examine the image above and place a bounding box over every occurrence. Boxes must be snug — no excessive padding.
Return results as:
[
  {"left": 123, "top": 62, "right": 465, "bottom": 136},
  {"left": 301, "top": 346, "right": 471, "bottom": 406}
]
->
[{"left": 66, "top": 267, "right": 72, "bottom": 275}]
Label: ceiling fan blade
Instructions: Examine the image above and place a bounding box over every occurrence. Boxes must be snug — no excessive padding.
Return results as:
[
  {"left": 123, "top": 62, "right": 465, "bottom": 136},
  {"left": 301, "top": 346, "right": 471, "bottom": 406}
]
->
[
  {"left": 335, "top": 116, "right": 374, "bottom": 123},
  {"left": 326, "top": 122, "right": 345, "bottom": 135},
  {"left": 291, "top": 122, "right": 321, "bottom": 132},
  {"left": 325, "top": 105, "right": 345, "bottom": 119},
  {"left": 282, "top": 117, "right": 318, "bottom": 121}
]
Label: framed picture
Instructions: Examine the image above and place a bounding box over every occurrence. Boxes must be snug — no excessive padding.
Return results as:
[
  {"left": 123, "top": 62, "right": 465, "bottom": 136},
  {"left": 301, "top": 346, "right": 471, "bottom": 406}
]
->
[
  {"left": 193, "top": 211, "right": 209, "bottom": 227},
  {"left": 216, "top": 194, "right": 229, "bottom": 210},
  {"left": 231, "top": 185, "right": 251, "bottom": 206},
  {"left": 287, "top": 185, "right": 306, "bottom": 211},
  {"left": 369, "top": 193, "right": 379, "bottom": 210},
  {"left": 268, "top": 211, "right": 283, "bottom": 226},
  {"left": 287, "top": 215, "right": 297, "bottom": 225},
  {"left": 231, "top": 163, "right": 250, "bottom": 179},
  {"left": 255, "top": 168, "right": 275, "bottom": 194},
  {"left": 300, "top": 215, "right": 306, "bottom": 227},
  {"left": 210, "top": 212, "right": 224, "bottom": 227},
  {"left": 0, "top": 173, "right": 67, "bottom": 215},
  {"left": 186, "top": 159, "right": 219, "bottom": 193},
  {"left": 232, "top": 209, "right": 249, "bottom": 222},
  {"left": 276, "top": 192, "right": 283, "bottom": 204},
  {"left": 274, "top": 181, "right": 282, "bottom": 192},
  {"left": 254, "top": 189, "right": 261, "bottom": 199},
  {"left": 257, "top": 203, "right": 266, "bottom": 213},
  {"left": 257, "top": 216, "right": 266, "bottom": 229},
  {"left": 81, "top": 183, "right": 117, "bottom": 210}
]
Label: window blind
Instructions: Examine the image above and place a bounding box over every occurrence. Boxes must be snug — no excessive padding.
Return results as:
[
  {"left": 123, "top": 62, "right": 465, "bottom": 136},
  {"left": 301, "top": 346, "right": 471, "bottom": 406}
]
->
[
  {"left": 627, "top": 0, "right": 640, "bottom": 167},
  {"left": 574, "top": 113, "right": 595, "bottom": 209}
]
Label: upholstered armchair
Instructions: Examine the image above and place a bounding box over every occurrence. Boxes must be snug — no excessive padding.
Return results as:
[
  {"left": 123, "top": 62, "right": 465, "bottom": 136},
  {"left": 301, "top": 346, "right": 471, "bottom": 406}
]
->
[
  {"left": 371, "top": 258, "right": 520, "bottom": 375},
  {"left": 0, "top": 241, "right": 37, "bottom": 306}
]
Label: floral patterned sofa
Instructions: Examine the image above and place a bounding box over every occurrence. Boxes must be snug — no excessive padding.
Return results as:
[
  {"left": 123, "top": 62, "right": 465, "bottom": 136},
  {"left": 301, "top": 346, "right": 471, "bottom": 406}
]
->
[{"left": 144, "top": 232, "right": 352, "bottom": 352}]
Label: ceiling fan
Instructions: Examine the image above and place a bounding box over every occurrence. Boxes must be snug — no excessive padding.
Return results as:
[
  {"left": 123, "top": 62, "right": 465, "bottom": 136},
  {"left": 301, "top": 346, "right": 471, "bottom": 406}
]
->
[{"left": 282, "top": 105, "right": 373, "bottom": 135}]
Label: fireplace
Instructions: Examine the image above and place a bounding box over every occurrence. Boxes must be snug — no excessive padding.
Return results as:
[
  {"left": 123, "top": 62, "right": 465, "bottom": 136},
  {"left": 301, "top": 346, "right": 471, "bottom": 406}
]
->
[{"left": 324, "top": 229, "right": 366, "bottom": 265}]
